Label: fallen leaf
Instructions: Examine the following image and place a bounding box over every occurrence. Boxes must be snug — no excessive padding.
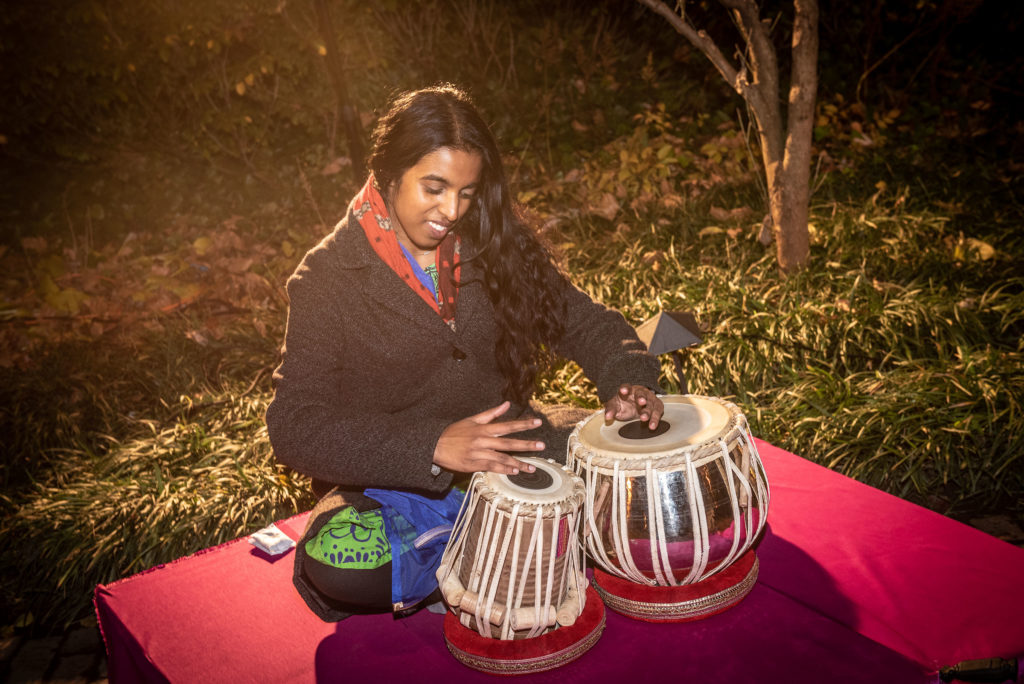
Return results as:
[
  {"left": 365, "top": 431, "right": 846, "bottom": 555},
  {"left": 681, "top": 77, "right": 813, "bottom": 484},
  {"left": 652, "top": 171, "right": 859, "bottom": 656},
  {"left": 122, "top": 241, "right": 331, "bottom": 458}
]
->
[
  {"left": 185, "top": 329, "right": 209, "bottom": 346},
  {"left": 966, "top": 238, "right": 995, "bottom": 261},
  {"left": 212, "top": 229, "right": 244, "bottom": 251},
  {"left": 660, "top": 194, "right": 684, "bottom": 209},
  {"left": 957, "top": 298, "right": 977, "bottom": 310},
  {"left": 589, "top": 193, "right": 620, "bottom": 221},
  {"left": 222, "top": 257, "right": 254, "bottom": 274},
  {"left": 193, "top": 237, "right": 213, "bottom": 256},
  {"left": 45, "top": 287, "right": 89, "bottom": 315}
]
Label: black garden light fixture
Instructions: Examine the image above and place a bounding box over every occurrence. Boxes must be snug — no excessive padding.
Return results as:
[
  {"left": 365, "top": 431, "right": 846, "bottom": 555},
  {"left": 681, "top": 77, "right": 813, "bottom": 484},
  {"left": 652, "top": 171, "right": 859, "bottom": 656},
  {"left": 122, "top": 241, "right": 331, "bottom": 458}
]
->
[{"left": 635, "top": 311, "right": 703, "bottom": 395}]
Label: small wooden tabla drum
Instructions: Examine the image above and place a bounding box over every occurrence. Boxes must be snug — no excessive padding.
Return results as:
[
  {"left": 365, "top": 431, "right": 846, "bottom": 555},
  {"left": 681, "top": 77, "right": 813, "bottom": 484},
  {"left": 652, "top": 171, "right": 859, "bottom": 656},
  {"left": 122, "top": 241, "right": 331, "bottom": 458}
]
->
[
  {"left": 436, "top": 457, "right": 605, "bottom": 675},
  {"left": 567, "top": 395, "right": 769, "bottom": 622}
]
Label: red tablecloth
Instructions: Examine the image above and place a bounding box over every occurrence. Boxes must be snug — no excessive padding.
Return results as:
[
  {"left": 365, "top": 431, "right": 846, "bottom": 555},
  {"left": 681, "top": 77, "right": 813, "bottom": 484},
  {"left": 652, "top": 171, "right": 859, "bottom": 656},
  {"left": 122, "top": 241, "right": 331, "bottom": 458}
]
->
[{"left": 94, "top": 440, "right": 1024, "bottom": 683}]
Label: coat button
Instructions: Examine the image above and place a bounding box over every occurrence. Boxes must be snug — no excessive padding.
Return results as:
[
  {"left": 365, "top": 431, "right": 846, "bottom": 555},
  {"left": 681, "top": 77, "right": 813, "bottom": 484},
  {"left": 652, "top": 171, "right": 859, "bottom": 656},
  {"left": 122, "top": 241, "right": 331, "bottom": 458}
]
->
[{"left": 452, "top": 348, "right": 467, "bottom": 361}]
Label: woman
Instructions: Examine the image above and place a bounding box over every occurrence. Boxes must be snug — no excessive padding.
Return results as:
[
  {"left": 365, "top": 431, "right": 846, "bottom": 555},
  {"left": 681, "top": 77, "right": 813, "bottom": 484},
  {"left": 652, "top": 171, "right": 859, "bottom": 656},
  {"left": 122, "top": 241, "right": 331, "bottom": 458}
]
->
[{"left": 266, "top": 84, "right": 664, "bottom": 622}]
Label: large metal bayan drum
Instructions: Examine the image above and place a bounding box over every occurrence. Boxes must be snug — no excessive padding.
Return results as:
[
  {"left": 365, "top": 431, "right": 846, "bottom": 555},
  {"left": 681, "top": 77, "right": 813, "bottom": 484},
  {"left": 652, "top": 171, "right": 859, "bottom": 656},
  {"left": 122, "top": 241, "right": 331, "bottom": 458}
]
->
[
  {"left": 436, "top": 457, "right": 605, "bottom": 674},
  {"left": 567, "top": 395, "right": 769, "bottom": 621}
]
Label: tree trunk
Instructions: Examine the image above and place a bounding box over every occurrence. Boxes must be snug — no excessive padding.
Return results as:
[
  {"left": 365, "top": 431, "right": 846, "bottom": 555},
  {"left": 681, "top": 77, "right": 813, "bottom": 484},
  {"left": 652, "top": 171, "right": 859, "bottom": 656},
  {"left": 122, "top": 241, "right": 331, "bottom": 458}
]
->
[
  {"left": 313, "top": 0, "right": 365, "bottom": 180},
  {"left": 635, "top": 0, "right": 819, "bottom": 273},
  {"left": 775, "top": 0, "right": 818, "bottom": 271}
]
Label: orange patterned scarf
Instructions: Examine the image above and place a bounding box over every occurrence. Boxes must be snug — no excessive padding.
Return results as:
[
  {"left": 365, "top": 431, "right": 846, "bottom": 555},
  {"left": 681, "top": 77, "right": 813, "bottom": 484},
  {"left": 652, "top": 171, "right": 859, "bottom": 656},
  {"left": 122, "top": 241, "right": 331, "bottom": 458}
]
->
[{"left": 352, "top": 174, "right": 460, "bottom": 328}]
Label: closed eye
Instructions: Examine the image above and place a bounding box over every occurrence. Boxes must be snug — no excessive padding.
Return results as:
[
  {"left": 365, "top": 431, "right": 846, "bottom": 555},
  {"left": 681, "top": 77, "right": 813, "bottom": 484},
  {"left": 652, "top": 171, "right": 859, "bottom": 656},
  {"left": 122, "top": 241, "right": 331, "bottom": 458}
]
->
[{"left": 424, "top": 186, "right": 476, "bottom": 200}]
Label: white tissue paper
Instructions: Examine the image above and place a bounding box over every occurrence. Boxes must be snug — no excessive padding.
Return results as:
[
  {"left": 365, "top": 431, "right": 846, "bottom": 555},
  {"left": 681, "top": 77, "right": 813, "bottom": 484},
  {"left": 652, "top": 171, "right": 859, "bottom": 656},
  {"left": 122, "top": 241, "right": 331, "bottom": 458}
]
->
[{"left": 249, "top": 523, "right": 296, "bottom": 556}]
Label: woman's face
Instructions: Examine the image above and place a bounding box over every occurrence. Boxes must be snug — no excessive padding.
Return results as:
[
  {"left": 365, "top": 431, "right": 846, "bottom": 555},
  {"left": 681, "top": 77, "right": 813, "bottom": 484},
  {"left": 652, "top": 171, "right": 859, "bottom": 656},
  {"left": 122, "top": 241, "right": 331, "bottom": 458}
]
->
[{"left": 387, "top": 146, "right": 483, "bottom": 253}]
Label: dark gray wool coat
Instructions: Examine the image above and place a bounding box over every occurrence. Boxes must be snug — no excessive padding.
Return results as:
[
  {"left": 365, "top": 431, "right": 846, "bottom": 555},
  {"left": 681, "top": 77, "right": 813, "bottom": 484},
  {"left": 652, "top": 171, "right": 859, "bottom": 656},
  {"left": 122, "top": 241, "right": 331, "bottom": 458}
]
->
[{"left": 265, "top": 199, "right": 660, "bottom": 619}]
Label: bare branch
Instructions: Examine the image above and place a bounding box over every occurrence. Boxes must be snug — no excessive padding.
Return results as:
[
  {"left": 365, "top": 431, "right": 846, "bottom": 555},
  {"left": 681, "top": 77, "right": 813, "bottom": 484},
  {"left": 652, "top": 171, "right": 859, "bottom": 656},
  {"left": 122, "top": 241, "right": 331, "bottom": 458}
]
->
[
  {"left": 634, "top": 0, "right": 743, "bottom": 94},
  {"left": 718, "top": 0, "right": 778, "bottom": 98}
]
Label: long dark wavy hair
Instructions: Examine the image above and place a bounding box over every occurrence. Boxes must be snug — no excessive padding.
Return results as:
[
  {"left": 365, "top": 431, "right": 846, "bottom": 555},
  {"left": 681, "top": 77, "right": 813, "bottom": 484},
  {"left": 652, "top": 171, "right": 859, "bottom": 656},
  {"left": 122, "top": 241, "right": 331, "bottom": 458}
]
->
[{"left": 369, "top": 84, "right": 566, "bottom": 404}]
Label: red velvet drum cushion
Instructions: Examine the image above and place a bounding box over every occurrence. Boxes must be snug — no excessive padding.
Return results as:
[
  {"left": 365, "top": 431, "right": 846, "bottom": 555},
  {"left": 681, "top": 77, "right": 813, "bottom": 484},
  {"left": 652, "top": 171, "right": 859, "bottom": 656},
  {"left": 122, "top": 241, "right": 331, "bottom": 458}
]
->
[
  {"left": 442, "top": 584, "right": 606, "bottom": 675},
  {"left": 593, "top": 549, "right": 759, "bottom": 622}
]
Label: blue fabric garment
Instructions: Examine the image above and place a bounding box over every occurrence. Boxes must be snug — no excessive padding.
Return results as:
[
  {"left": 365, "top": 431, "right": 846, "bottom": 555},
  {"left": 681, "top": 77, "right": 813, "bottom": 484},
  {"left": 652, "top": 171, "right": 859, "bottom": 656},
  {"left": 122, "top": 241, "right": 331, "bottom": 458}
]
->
[
  {"left": 363, "top": 487, "right": 465, "bottom": 609},
  {"left": 398, "top": 243, "right": 437, "bottom": 300}
]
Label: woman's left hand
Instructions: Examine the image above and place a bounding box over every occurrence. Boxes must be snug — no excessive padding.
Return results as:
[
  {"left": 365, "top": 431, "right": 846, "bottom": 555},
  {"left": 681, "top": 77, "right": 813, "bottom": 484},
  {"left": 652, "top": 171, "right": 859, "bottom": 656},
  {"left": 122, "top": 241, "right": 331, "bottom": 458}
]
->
[{"left": 603, "top": 384, "right": 664, "bottom": 429}]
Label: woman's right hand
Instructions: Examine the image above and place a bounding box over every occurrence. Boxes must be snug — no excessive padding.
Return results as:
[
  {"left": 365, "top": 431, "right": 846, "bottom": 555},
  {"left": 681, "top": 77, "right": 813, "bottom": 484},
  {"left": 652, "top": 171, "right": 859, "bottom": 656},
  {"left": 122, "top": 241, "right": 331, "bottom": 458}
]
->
[{"left": 433, "top": 401, "right": 544, "bottom": 475}]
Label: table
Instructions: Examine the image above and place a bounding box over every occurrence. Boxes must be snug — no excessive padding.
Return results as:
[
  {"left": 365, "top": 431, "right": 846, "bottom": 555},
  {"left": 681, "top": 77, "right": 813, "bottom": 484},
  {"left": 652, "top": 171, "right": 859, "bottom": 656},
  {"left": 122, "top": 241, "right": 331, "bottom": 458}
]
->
[{"left": 94, "top": 440, "right": 1024, "bottom": 683}]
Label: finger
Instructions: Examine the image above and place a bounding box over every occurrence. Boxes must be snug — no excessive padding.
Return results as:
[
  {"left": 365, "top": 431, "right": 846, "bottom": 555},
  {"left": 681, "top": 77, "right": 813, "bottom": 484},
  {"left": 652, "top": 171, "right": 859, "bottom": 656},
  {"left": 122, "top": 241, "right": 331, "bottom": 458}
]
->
[
  {"left": 607, "top": 400, "right": 635, "bottom": 422},
  {"left": 476, "top": 452, "right": 537, "bottom": 475},
  {"left": 649, "top": 396, "right": 665, "bottom": 428},
  {"left": 483, "top": 437, "right": 546, "bottom": 453},
  {"left": 508, "top": 455, "right": 537, "bottom": 474},
  {"left": 472, "top": 401, "right": 510, "bottom": 424},
  {"left": 488, "top": 417, "right": 542, "bottom": 436},
  {"left": 607, "top": 386, "right": 631, "bottom": 420}
]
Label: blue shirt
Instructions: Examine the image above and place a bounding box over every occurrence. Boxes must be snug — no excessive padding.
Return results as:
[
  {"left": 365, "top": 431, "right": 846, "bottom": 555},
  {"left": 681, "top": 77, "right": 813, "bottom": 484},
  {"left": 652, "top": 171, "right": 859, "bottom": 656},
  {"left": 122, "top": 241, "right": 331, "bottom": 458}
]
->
[{"left": 398, "top": 243, "right": 438, "bottom": 302}]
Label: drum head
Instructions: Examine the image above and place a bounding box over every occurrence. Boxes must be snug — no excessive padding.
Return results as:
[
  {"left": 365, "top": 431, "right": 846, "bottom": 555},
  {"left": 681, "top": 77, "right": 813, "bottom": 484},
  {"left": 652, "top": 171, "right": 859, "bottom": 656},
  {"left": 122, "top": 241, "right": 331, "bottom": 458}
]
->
[
  {"left": 481, "top": 458, "right": 579, "bottom": 505},
  {"left": 577, "top": 395, "right": 734, "bottom": 459}
]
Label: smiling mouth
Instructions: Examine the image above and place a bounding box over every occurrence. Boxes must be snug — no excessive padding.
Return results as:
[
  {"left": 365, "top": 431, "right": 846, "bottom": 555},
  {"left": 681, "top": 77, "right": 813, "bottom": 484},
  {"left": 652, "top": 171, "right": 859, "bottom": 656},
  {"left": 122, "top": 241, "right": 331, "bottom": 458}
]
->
[{"left": 426, "top": 220, "right": 451, "bottom": 238}]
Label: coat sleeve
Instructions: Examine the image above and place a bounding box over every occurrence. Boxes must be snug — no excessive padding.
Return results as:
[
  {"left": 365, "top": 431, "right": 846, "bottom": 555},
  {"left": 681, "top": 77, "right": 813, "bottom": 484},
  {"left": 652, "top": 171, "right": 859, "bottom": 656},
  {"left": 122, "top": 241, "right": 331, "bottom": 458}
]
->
[
  {"left": 550, "top": 268, "right": 663, "bottom": 402},
  {"left": 265, "top": 244, "right": 454, "bottom": 494}
]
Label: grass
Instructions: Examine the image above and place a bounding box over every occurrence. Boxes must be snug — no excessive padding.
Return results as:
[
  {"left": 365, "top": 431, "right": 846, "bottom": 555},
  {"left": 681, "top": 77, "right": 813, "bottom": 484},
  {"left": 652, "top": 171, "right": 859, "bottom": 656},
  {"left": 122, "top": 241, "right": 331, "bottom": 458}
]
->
[
  {"left": 536, "top": 157, "right": 1023, "bottom": 520},
  {"left": 0, "top": 325, "right": 315, "bottom": 630}
]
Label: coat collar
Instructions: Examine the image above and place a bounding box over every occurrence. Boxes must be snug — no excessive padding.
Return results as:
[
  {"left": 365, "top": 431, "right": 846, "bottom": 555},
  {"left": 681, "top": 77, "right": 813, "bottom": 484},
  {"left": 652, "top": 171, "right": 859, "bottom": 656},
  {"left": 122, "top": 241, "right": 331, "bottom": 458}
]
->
[{"left": 332, "top": 206, "right": 487, "bottom": 341}]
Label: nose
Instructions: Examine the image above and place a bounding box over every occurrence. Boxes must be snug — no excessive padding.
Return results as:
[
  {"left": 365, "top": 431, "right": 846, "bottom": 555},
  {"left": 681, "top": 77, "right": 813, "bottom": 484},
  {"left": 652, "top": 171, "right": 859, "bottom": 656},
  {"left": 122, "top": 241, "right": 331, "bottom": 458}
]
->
[{"left": 439, "top": 191, "right": 461, "bottom": 222}]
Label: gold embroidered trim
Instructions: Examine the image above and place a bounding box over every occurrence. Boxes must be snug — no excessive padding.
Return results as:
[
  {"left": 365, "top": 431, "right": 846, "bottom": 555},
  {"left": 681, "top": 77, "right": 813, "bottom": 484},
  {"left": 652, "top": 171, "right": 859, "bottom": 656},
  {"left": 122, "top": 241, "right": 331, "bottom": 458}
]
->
[
  {"left": 595, "top": 557, "right": 758, "bottom": 621},
  {"left": 445, "top": 610, "right": 606, "bottom": 675}
]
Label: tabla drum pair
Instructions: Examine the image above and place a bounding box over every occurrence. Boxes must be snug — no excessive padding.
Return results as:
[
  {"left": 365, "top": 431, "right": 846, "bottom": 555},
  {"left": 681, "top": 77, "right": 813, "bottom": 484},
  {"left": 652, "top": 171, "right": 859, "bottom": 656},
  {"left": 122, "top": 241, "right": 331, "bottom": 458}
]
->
[
  {"left": 436, "top": 395, "right": 769, "bottom": 673},
  {"left": 568, "top": 394, "right": 770, "bottom": 621}
]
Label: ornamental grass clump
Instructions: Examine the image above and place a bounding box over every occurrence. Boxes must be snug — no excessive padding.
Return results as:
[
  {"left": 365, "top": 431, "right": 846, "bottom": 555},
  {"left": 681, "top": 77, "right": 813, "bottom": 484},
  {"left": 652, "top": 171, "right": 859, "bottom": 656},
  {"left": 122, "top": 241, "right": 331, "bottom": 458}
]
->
[
  {"left": 0, "top": 319, "right": 312, "bottom": 632},
  {"left": 1, "top": 377, "right": 311, "bottom": 630}
]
